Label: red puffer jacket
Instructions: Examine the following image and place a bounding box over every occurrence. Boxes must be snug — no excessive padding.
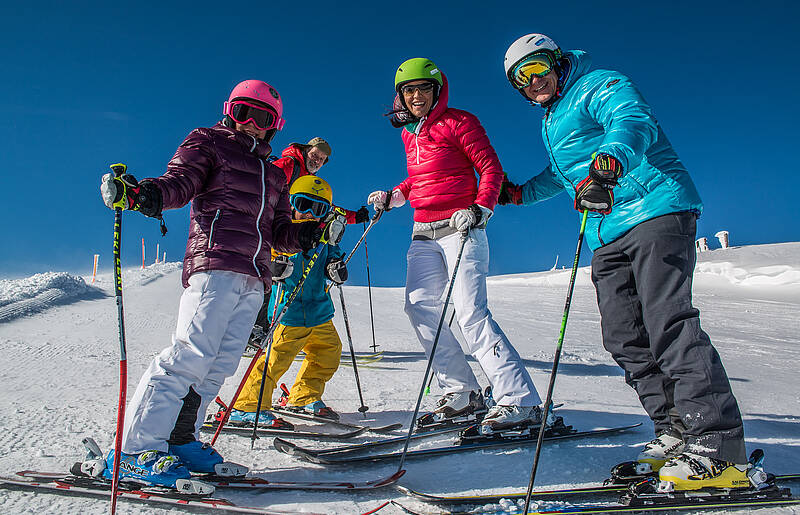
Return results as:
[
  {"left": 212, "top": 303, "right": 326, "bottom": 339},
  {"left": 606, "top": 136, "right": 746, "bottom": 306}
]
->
[
  {"left": 273, "top": 144, "right": 361, "bottom": 224},
  {"left": 147, "top": 122, "right": 303, "bottom": 288},
  {"left": 395, "top": 73, "right": 504, "bottom": 222}
]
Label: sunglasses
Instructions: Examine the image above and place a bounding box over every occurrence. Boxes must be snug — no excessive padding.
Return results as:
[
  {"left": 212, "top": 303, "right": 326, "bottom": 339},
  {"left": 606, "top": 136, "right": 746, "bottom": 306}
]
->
[
  {"left": 400, "top": 82, "right": 436, "bottom": 96},
  {"left": 510, "top": 53, "right": 555, "bottom": 89},
  {"left": 290, "top": 193, "right": 331, "bottom": 217},
  {"left": 223, "top": 100, "right": 285, "bottom": 131}
]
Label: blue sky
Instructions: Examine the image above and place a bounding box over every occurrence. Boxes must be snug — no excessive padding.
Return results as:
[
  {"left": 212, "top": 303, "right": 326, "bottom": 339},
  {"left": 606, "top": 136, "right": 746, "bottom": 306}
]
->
[{"left": 1, "top": 2, "right": 797, "bottom": 286}]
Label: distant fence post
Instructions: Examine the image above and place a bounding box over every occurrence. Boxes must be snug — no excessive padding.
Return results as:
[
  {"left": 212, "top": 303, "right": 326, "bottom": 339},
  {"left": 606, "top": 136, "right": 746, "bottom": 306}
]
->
[
  {"left": 141, "top": 238, "right": 146, "bottom": 269},
  {"left": 714, "top": 230, "right": 729, "bottom": 249},
  {"left": 92, "top": 254, "right": 100, "bottom": 283},
  {"left": 155, "top": 243, "right": 160, "bottom": 264}
]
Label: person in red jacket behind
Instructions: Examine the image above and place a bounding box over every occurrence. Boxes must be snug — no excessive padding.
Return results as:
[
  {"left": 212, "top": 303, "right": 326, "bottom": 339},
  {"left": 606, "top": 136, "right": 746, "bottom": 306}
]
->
[
  {"left": 98, "top": 80, "right": 344, "bottom": 490},
  {"left": 273, "top": 137, "right": 369, "bottom": 225},
  {"left": 368, "top": 58, "right": 556, "bottom": 433}
]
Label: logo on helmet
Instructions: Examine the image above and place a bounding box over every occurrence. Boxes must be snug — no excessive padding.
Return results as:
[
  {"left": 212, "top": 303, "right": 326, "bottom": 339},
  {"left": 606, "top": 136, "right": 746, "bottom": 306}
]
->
[
  {"left": 430, "top": 68, "right": 439, "bottom": 75},
  {"left": 535, "top": 37, "right": 548, "bottom": 46}
]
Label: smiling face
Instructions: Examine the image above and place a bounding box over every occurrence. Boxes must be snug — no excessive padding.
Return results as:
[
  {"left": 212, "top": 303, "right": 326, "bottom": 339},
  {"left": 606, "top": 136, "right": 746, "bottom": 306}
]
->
[
  {"left": 401, "top": 80, "right": 435, "bottom": 118},
  {"left": 522, "top": 70, "right": 559, "bottom": 105},
  {"left": 305, "top": 146, "right": 329, "bottom": 174}
]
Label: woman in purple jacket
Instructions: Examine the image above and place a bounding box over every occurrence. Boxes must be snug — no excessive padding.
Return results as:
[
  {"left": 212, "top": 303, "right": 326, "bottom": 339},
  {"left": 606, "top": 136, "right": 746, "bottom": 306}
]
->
[{"left": 99, "top": 80, "right": 344, "bottom": 489}]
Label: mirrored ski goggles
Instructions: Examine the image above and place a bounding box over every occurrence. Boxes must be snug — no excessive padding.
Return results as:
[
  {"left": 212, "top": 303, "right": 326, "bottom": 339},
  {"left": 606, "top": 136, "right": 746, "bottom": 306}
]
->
[
  {"left": 223, "top": 100, "right": 285, "bottom": 131},
  {"left": 290, "top": 193, "right": 331, "bottom": 217},
  {"left": 509, "top": 53, "right": 555, "bottom": 89}
]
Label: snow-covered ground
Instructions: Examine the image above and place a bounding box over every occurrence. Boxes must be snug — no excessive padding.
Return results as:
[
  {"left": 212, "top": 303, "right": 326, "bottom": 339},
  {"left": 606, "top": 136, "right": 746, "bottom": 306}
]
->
[{"left": 0, "top": 242, "right": 798, "bottom": 514}]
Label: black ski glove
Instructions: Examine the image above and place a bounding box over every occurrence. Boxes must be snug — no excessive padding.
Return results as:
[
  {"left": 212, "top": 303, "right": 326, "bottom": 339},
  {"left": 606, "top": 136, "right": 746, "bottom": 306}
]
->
[
  {"left": 297, "top": 220, "right": 324, "bottom": 253},
  {"left": 354, "top": 206, "right": 369, "bottom": 224},
  {"left": 497, "top": 174, "right": 523, "bottom": 206},
  {"left": 325, "top": 259, "right": 348, "bottom": 284},
  {"left": 574, "top": 154, "right": 623, "bottom": 215},
  {"left": 101, "top": 173, "right": 163, "bottom": 218},
  {"left": 270, "top": 254, "right": 294, "bottom": 281}
]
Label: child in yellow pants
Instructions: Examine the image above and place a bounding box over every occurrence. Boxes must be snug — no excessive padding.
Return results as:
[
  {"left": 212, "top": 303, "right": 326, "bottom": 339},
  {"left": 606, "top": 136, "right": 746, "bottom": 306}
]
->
[{"left": 230, "top": 176, "right": 348, "bottom": 427}]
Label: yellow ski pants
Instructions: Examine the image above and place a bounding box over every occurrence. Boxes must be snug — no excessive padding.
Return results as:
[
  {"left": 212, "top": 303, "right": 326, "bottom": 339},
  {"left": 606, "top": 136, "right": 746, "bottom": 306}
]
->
[{"left": 234, "top": 320, "right": 343, "bottom": 411}]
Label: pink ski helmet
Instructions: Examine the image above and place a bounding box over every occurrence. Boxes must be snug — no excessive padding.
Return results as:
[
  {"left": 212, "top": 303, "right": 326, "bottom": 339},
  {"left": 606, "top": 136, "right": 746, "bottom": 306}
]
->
[{"left": 224, "top": 80, "right": 285, "bottom": 131}]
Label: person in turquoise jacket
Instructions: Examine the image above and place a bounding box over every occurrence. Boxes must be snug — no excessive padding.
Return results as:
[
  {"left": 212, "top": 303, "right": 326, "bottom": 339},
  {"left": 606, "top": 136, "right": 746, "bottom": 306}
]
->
[
  {"left": 499, "top": 34, "right": 747, "bottom": 491},
  {"left": 230, "top": 175, "right": 347, "bottom": 427}
]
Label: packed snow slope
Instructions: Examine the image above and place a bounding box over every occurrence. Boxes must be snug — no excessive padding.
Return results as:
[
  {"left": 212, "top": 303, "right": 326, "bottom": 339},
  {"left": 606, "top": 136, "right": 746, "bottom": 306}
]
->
[{"left": 0, "top": 242, "right": 798, "bottom": 514}]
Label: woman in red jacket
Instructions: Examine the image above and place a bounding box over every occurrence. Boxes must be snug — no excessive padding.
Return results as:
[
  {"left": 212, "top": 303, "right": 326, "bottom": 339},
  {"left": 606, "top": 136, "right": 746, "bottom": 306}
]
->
[{"left": 368, "top": 58, "right": 552, "bottom": 432}]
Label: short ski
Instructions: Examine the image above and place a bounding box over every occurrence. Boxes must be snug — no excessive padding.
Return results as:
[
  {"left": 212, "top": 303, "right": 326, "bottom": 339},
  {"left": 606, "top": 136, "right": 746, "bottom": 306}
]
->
[
  {"left": 0, "top": 471, "right": 321, "bottom": 514},
  {"left": 201, "top": 419, "right": 368, "bottom": 440},
  {"left": 396, "top": 473, "right": 800, "bottom": 505},
  {"left": 273, "top": 425, "right": 465, "bottom": 458},
  {"left": 270, "top": 405, "right": 403, "bottom": 433},
  {"left": 274, "top": 423, "right": 642, "bottom": 464}
]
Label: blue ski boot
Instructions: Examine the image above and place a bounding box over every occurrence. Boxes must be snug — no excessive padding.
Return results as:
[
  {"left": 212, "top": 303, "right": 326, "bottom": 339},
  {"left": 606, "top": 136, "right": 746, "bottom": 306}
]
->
[
  {"left": 300, "top": 400, "right": 340, "bottom": 421},
  {"left": 228, "top": 409, "right": 294, "bottom": 429},
  {"left": 102, "top": 449, "right": 192, "bottom": 488},
  {"left": 169, "top": 440, "right": 248, "bottom": 477}
]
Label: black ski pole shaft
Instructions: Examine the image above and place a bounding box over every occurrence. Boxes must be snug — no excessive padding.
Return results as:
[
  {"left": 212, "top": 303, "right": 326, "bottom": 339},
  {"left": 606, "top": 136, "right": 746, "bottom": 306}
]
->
[
  {"left": 424, "top": 307, "right": 456, "bottom": 395},
  {"left": 250, "top": 283, "right": 284, "bottom": 448},
  {"left": 396, "top": 232, "right": 469, "bottom": 473},
  {"left": 363, "top": 221, "right": 378, "bottom": 353},
  {"left": 522, "top": 209, "right": 588, "bottom": 514},
  {"left": 338, "top": 285, "right": 369, "bottom": 416},
  {"left": 109, "top": 162, "right": 129, "bottom": 515},
  {"left": 324, "top": 210, "right": 384, "bottom": 294},
  {"left": 211, "top": 235, "right": 329, "bottom": 446}
]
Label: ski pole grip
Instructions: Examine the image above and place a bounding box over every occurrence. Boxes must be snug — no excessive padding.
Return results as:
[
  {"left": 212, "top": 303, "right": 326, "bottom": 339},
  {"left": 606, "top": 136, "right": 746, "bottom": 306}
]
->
[{"left": 110, "top": 163, "right": 127, "bottom": 177}]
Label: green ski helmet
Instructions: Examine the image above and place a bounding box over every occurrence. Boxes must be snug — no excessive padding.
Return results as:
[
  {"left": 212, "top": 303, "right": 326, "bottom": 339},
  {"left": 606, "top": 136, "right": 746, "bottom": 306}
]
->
[{"left": 394, "top": 57, "right": 443, "bottom": 92}]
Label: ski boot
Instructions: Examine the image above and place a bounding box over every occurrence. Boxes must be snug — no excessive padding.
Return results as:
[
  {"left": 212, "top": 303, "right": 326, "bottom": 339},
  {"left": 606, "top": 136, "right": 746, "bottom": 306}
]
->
[
  {"left": 607, "top": 428, "right": 685, "bottom": 484},
  {"left": 168, "top": 440, "right": 247, "bottom": 477},
  {"left": 434, "top": 390, "right": 485, "bottom": 419},
  {"left": 479, "top": 404, "right": 560, "bottom": 434},
  {"left": 228, "top": 409, "right": 294, "bottom": 430},
  {"left": 297, "top": 400, "right": 340, "bottom": 421},
  {"left": 100, "top": 448, "right": 205, "bottom": 491},
  {"left": 657, "top": 452, "right": 750, "bottom": 491}
]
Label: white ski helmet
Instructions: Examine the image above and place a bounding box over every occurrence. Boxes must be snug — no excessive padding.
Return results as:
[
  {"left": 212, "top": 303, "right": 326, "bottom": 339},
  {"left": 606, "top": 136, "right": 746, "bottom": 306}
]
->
[{"left": 504, "top": 33, "right": 563, "bottom": 86}]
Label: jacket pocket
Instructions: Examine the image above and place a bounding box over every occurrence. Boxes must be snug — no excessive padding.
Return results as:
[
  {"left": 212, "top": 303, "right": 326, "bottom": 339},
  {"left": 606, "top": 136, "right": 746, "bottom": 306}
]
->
[{"left": 208, "top": 209, "right": 222, "bottom": 249}]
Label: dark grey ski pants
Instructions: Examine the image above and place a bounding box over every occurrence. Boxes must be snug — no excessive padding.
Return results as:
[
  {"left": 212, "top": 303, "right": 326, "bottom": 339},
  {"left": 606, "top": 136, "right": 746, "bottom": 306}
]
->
[{"left": 591, "top": 212, "right": 746, "bottom": 463}]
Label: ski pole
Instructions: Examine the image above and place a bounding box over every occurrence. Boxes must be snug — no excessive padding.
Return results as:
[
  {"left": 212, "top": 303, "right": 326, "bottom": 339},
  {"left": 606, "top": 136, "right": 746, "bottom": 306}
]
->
[
  {"left": 249, "top": 283, "right": 283, "bottom": 448},
  {"left": 363, "top": 221, "right": 379, "bottom": 353},
  {"left": 108, "top": 163, "right": 129, "bottom": 515},
  {"left": 325, "top": 209, "right": 383, "bottom": 294},
  {"left": 424, "top": 308, "right": 456, "bottom": 395},
  {"left": 211, "top": 235, "right": 331, "bottom": 446},
  {"left": 396, "top": 231, "right": 469, "bottom": 473},
  {"left": 338, "top": 284, "right": 369, "bottom": 416},
  {"left": 522, "top": 209, "right": 588, "bottom": 514}
]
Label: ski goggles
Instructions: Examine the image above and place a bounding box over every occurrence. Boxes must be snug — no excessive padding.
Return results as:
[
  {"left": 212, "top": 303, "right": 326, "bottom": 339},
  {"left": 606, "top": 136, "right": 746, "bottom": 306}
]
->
[
  {"left": 509, "top": 53, "right": 555, "bottom": 89},
  {"left": 223, "top": 100, "right": 285, "bottom": 131},
  {"left": 400, "top": 82, "right": 436, "bottom": 96},
  {"left": 290, "top": 193, "right": 331, "bottom": 217}
]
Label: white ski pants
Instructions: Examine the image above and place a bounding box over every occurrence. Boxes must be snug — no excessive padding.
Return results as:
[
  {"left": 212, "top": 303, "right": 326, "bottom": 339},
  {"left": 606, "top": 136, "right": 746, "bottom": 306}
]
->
[
  {"left": 121, "top": 270, "right": 264, "bottom": 453},
  {"left": 405, "top": 229, "right": 541, "bottom": 407}
]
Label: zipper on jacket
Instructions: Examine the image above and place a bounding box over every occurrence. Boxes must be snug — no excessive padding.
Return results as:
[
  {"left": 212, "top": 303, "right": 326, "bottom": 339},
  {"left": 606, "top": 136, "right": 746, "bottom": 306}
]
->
[
  {"left": 251, "top": 159, "right": 267, "bottom": 278},
  {"left": 414, "top": 117, "right": 426, "bottom": 165},
  {"left": 543, "top": 108, "right": 569, "bottom": 185},
  {"left": 208, "top": 209, "right": 221, "bottom": 249}
]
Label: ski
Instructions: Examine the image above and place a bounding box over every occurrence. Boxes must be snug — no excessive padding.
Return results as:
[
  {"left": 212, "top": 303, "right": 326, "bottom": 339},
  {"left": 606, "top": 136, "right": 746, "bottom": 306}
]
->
[
  {"left": 0, "top": 471, "right": 322, "bottom": 514},
  {"left": 200, "top": 419, "right": 368, "bottom": 440},
  {"left": 269, "top": 405, "right": 403, "bottom": 433},
  {"left": 19, "top": 467, "right": 405, "bottom": 492},
  {"left": 273, "top": 425, "right": 465, "bottom": 457},
  {"left": 274, "top": 423, "right": 642, "bottom": 465},
  {"left": 395, "top": 473, "right": 800, "bottom": 505}
]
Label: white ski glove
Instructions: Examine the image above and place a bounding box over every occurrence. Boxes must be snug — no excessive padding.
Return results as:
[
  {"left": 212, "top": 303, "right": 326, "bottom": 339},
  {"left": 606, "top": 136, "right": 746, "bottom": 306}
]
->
[
  {"left": 270, "top": 254, "right": 294, "bottom": 281},
  {"left": 367, "top": 189, "right": 406, "bottom": 212},
  {"left": 323, "top": 211, "right": 347, "bottom": 245},
  {"left": 449, "top": 204, "right": 493, "bottom": 233}
]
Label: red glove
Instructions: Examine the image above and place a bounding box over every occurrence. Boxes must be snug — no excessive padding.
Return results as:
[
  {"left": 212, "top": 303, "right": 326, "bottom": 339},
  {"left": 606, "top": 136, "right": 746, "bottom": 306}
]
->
[
  {"left": 574, "top": 154, "right": 623, "bottom": 214},
  {"left": 497, "top": 175, "right": 523, "bottom": 205}
]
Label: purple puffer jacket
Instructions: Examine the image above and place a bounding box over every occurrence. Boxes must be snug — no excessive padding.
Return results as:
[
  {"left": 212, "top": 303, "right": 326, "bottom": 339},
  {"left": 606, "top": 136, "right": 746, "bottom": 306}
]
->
[{"left": 146, "top": 122, "right": 303, "bottom": 288}]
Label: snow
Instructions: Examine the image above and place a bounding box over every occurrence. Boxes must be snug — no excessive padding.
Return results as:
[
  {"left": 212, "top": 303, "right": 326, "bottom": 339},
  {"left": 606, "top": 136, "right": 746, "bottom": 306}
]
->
[{"left": 0, "top": 244, "right": 798, "bottom": 514}]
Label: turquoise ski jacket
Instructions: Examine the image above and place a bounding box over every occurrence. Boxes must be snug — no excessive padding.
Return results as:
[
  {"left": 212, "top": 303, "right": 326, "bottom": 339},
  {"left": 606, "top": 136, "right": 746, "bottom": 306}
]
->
[
  {"left": 519, "top": 51, "right": 703, "bottom": 250},
  {"left": 268, "top": 242, "right": 344, "bottom": 328}
]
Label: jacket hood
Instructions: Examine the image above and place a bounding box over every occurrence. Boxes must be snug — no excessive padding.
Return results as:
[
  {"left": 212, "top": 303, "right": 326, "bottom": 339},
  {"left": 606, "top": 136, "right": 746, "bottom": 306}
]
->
[
  {"left": 426, "top": 72, "right": 450, "bottom": 124},
  {"left": 281, "top": 144, "right": 307, "bottom": 170},
  {"left": 213, "top": 121, "right": 272, "bottom": 158},
  {"left": 560, "top": 50, "right": 593, "bottom": 95}
]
